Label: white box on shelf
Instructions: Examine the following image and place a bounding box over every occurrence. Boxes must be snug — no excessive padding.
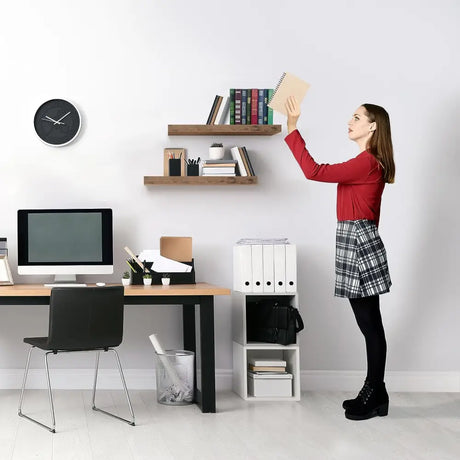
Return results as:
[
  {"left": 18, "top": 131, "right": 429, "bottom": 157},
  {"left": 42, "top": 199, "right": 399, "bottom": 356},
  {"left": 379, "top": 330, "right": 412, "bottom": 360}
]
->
[{"left": 247, "top": 372, "right": 293, "bottom": 397}]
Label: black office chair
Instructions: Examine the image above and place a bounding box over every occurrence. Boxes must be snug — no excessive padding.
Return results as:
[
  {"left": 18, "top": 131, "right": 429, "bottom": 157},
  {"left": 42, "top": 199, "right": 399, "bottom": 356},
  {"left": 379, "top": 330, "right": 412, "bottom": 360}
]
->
[{"left": 18, "top": 286, "right": 135, "bottom": 433}]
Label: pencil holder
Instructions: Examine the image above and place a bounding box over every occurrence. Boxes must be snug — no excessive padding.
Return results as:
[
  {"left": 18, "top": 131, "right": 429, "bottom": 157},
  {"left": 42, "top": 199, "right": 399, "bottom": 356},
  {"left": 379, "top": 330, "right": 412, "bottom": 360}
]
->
[
  {"left": 187, "top": 164, "right": 199, "bottom": 176},
  {"left": 169, "top": 158, "right": 181, "bottom": 176}
]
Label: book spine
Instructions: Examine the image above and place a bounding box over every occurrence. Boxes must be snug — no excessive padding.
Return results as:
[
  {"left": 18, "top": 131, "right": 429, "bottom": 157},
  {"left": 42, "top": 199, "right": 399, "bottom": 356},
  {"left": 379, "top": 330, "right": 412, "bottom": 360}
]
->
[
  {"left": 218, "top": 97, "right": 230, "bottom": 125},
  {"left": 241, "top": 89, "right": 247, "bottom": 125},
  {"left": 229, "top": 89, "right": 235, "bottom": 125},
  {"left": 242, "top": 146, "right": 255, "bottom": 176},
  {"left": 238, "top": 147, "right": 252, "bottom": 176},
  {"left": 267, "top": 89, "right": 274, "bottom": 124},
  {"left": 251, "top": 88, "right": 258, "bottom": 124},
  {"left": 257, "top": 89, "right": 264, "bottom": 124},
  {"left": 210, "top": 96, "right": 223, "bottom": 125},
  {"left": 230, "top": 146, "right": 247, "bottom": 177},
  {"left": 206, "top": 95, "right": 219, "bottom": 125},
  {"left": 234, "top": 89, "right": 242, "bottom": 125},
  {"left": 202, "top": 167, "right": 236, "bottom": 173},
  {"left": 246, "top": 89, "right": 251, "bottom": 125},
  {"left": 263, "top": 89, "right": 269, "bottom": 124}
]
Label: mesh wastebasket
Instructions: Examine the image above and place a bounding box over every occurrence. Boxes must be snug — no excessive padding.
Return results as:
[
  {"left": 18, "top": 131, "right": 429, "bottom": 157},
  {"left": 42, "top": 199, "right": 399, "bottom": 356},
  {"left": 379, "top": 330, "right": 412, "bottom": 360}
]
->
[{"left": 155, "top": 350, "right": 194, "bottom": 405}]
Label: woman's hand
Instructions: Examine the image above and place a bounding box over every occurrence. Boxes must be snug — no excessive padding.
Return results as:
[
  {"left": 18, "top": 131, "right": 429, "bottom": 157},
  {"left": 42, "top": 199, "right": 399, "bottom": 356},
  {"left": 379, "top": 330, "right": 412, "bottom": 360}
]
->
[{"left": 286, "top": 96, "right": 301, "bottom": 134}]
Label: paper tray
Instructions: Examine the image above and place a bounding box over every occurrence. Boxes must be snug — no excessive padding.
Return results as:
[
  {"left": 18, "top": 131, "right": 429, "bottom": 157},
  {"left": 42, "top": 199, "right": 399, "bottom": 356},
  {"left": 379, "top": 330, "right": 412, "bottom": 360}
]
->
[{"left": 131, "top": 259, "right": 195, "bottom": 285}]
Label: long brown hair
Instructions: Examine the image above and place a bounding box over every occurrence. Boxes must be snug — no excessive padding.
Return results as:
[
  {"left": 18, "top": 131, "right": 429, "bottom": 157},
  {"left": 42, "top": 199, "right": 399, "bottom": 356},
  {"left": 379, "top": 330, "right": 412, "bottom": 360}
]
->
[{"left": 362, "top": 103, "right": 395, "bottom": 184}]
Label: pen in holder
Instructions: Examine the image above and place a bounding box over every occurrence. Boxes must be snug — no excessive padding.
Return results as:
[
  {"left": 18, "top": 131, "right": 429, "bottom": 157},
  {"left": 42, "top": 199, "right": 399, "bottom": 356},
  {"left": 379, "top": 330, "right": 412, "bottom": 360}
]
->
[{"left": 169, "top": 158, "right": 181, "bottom": 176}]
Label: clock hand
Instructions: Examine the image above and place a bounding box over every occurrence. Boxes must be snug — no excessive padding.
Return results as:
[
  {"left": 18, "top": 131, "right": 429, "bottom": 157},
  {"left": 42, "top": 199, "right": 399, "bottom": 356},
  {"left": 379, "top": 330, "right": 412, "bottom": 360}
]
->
[
  {"left": 54, "top": 111, "right": 71, "bottom": 125},
  {"left": 42, "top": 117, "right": 64, "bottom": 125},
  {"left": 45, "top": 115, "right": 63, "bottom": 124}
]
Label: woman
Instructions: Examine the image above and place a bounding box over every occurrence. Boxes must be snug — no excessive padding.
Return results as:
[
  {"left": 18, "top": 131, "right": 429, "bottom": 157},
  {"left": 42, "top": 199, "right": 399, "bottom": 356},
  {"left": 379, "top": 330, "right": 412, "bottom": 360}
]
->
[{"left": 284, "top": 96, "right": 395, "bottom": 421}]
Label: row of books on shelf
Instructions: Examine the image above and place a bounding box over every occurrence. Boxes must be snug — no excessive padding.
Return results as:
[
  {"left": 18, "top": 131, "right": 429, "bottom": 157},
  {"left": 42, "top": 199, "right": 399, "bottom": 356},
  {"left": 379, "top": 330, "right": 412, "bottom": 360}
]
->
[
  {"left": 206, "top": 88, "right": 274, "bottom": 126},
  {"left": 201, "top": 146, "right": 255, "bottom": 177}
]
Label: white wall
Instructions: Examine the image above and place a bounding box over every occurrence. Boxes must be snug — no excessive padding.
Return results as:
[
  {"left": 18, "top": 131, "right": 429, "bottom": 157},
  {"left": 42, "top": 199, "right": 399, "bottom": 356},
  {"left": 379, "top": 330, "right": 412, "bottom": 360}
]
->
[{"left": 1, "top": 0, "right": 459, "bottom": 388}]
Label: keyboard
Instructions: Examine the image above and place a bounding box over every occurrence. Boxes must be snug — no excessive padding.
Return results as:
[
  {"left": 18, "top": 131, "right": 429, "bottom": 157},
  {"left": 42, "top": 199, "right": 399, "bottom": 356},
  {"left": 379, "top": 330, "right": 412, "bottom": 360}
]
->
[{"left": 44, "top": 283, "right": 88, "bottom": 287}]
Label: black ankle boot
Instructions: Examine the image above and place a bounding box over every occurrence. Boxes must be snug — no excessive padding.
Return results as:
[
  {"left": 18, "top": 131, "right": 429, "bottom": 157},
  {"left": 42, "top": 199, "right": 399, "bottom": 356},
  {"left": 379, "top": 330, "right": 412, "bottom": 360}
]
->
[
  {"left": 342, "top": 379, "right": 370, "bottom": 410},
  {"left": 344, "top": 382, "right": 389, "bottom": 420}
]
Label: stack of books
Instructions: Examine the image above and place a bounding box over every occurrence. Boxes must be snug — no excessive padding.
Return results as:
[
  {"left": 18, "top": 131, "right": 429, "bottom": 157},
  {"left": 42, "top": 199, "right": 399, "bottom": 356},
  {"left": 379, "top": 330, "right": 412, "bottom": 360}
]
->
[
  {"left": 230, "top": 88, "right": 274, "bottom": 125},
  {"left": 230, "top": 146, "right": 255, "bottom": 177},
  {"left": 201, "top": 159, "right": 237, "bottom": 176},
  {"left": 247, "top": 358, "right": 288, "bottom": 376},
  {"left": 247, "top": 358, "right": 293, "bottom": 397},
  {"left": 206, "top": 95, "right": 230, "bottom": 125}
]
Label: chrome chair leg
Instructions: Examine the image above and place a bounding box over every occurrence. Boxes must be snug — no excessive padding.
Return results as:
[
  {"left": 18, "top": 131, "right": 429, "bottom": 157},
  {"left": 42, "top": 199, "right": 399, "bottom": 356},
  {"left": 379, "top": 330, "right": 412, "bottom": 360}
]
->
[
  {"left": 44, "top": 352, "right": 56, "bottom": 431},
  {"left": 91, "top": 350, "right": 100, "bottom": 409},
  {"left": 92, "top": 349, "right": 135, "bottom": 426},
  {"left": 18, "top": 347, "right": 56, "bottom": 433},
  {"left": 18, "top": 346, "right": 33, "bottom": 415}
]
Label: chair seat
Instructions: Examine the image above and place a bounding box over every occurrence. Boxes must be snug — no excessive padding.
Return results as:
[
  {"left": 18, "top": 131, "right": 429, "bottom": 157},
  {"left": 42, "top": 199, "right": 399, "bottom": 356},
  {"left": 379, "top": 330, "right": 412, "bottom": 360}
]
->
[
  {"left": 24, "top": 337, "right": 108, "bottom": 352},
  {"left": 24, "top": 337, "right": 49, "bottom": 349}
]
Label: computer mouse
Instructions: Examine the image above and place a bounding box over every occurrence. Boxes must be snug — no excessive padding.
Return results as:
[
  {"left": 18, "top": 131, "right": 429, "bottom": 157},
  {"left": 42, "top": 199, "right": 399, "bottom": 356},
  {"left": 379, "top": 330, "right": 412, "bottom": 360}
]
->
[{"left": 96, "top": 282, "right": 106, "bottom": 286}]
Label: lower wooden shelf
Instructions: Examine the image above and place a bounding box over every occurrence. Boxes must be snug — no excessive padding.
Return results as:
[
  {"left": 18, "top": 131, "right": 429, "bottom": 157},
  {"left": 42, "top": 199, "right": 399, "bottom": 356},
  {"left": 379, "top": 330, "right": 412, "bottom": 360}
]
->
[{"left": 144, "top": 176, "right": 257, "bottom": 185}]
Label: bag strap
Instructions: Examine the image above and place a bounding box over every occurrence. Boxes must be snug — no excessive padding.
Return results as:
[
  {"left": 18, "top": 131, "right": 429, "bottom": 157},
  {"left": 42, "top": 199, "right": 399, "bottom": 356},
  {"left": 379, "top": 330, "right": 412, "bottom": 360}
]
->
[{"left": 292, "top": 307, "right": 304, "bottom": 333}]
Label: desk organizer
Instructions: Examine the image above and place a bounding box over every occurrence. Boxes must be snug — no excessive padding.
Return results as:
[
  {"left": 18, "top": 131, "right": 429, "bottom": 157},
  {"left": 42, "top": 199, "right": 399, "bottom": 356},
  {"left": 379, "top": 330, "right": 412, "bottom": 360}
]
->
[{"left": 131, "top": 259, "right": 196, "bottom": 285}]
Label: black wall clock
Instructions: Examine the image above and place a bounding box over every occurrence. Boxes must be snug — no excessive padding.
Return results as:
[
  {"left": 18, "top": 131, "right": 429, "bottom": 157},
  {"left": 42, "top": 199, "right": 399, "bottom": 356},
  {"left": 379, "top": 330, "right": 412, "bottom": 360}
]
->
[{"left": 34, "top": 99, "right": 81, "bottom": 146}]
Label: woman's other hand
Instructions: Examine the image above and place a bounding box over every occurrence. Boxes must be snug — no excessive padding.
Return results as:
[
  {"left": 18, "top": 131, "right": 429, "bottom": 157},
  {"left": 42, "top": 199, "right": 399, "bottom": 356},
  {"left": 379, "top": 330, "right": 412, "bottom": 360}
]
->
[{"left": 286, "top": 96, "right": 300, "bottom": 134}]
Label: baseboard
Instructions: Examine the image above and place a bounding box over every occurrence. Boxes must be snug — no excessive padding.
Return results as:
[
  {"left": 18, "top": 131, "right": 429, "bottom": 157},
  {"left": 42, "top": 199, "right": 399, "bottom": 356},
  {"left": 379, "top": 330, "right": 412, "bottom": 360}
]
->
[
  {"left": 0, "top": 368, "right": 234, "bottom": 391},
  {"left": 300, "top": 370, "right": 460, "bottom": 392},
  {"left": 1, "top": 369, "right": 458, "bottom": 392}
]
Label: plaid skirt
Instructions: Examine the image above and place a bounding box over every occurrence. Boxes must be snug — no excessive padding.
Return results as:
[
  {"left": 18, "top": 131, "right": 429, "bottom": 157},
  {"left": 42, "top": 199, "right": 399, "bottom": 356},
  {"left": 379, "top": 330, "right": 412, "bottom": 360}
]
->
[{"left": 335, "top": 220, "right": 392, "bottom": 298}]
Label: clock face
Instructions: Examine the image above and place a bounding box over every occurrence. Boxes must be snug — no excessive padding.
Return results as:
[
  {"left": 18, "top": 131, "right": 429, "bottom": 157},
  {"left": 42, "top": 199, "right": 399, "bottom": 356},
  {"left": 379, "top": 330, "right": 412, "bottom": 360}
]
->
[{"left": 34, "top": 99, "right": 81, "bottom": 146}]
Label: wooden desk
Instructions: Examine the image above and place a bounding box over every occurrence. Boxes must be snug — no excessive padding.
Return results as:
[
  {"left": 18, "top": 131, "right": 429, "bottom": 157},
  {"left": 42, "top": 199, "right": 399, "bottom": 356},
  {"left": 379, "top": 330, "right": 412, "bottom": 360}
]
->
[{"left": 0, "top": 283, "right": 231, "bottom": 413}]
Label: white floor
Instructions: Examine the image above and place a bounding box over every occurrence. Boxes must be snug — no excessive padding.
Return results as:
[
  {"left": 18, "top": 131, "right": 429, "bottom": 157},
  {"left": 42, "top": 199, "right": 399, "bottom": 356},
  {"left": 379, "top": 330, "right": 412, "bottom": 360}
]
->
[{"left": 0, "top": 389, "right": 459, "bottom": 459}]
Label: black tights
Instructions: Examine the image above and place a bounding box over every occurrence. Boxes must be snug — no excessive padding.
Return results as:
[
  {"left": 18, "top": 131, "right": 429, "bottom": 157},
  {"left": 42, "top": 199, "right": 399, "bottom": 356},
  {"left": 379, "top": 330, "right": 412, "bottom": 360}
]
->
[{"left": 349, "top": 295, "right": 387, "bottom": 385}]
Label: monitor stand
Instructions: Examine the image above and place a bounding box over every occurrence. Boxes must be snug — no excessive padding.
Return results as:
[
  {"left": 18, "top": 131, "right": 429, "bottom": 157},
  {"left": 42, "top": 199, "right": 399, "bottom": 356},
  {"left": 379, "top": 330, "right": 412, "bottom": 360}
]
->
[{"left": 44, "top": 274, "right": 87, "bottom": 287}]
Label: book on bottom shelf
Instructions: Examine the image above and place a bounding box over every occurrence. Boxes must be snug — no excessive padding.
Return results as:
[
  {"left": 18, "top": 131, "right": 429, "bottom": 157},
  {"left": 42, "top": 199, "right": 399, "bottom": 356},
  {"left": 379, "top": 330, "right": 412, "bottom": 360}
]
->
[
  {"left": 248, "top": 358, "right": 287, "bottom": 367},
  {"left": 248, "top": 365, "right": 286, "bottom": 372}
]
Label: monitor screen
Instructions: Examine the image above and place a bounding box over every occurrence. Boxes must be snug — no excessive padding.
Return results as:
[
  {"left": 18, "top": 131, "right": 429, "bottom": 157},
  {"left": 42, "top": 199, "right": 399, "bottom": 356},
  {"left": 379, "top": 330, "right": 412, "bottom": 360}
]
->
[{"left": 17, "top": 208, "right": 113, "bottom": 279}]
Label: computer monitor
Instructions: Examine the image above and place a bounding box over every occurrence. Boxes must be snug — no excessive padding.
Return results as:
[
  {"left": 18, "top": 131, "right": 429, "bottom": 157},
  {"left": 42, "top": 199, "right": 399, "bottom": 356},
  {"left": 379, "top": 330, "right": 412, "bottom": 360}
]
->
[{"left": 17, "top": 208, "right": 113, "bottom": 284}]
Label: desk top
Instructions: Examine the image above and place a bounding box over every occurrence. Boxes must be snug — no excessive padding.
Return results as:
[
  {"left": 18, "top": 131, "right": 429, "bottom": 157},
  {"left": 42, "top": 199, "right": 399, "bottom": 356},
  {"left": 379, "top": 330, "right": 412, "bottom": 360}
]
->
[{"left": 0, "top": 283, "right": 231, "bottom": 297}]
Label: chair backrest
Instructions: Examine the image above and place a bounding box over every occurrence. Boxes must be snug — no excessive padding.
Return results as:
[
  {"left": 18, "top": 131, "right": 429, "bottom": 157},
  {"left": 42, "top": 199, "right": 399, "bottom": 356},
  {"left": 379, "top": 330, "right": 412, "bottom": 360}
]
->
[{"left": 46, "top": 286, "right": 124, "bottom": 351}]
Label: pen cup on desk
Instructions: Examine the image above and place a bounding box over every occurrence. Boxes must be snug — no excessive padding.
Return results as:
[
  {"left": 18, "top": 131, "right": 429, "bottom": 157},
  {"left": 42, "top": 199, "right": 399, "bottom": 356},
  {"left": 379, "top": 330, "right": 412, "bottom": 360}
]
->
[
  {"left": 187, "top": 164, "right": 199, "bottom": 176},
  {"left": 169, "top": 158, "right": 181, "bottom": 176}
]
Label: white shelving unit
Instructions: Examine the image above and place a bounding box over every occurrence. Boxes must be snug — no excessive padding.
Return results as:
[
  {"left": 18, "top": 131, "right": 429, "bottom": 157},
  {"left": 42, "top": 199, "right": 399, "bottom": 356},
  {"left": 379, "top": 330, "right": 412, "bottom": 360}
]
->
[{"left": 232, "top": 291, "right": 301, "bottom": 401}]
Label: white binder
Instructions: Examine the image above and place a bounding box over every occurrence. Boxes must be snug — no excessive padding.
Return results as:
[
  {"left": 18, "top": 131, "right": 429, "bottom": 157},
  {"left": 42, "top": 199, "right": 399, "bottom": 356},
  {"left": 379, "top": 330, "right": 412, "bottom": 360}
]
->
[
  {"left": 274, "top": 244, "right": 286, "bottom": 293},
  {"left": 251, "top": 245, "right": 263, "bottom": 292},
  {"left": 285, "top": 244, "right": 297, "bottom": 292},
  {"left": 233, "top": 245, "right": 252, "bottom": 292},
  {"left": 262, "top": 244, "right": 275, "bottom": 292}
]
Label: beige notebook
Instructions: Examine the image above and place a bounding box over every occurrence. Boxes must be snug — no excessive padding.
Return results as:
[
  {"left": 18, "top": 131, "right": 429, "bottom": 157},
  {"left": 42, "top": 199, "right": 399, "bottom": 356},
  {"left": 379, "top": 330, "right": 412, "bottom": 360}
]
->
[{"left": 267, "top": 72, "right": 311, "bottom": 116}]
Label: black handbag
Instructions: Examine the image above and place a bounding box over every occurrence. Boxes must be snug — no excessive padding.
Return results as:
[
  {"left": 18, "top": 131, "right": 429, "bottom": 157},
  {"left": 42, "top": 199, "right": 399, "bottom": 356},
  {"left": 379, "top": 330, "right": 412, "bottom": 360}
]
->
[{"left": 247, "top": 299, "right": 304, "bottom": 345}]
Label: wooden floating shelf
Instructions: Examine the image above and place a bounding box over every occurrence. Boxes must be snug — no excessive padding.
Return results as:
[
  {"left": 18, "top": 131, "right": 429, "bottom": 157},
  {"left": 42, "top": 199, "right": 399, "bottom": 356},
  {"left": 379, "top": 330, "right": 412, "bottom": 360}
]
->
[
  {"left": 168, "top": 124, "right": 282, "bottom": 136},
  {"left": 144, "top": 176, "right": 257, "bottom": 186}
]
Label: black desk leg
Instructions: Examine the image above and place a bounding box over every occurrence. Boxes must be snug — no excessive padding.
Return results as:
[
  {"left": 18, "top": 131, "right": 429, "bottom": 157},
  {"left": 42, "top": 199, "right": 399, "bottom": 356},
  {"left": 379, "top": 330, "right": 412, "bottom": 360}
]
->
[
  {"left": 182, "top": 303, "right": 197, "bottom": 402},
  {"left": 198, "top": 296, "right": 216, "bottom": 413},
  {"left": 182, "top": 304, "right": 196, "bottom": 353}
]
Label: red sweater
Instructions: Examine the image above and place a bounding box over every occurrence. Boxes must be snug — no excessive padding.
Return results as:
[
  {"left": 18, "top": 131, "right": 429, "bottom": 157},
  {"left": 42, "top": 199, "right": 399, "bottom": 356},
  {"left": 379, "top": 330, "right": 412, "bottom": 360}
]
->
[{"left": 285, "top": 129, "right": 385, "bottom": 226}]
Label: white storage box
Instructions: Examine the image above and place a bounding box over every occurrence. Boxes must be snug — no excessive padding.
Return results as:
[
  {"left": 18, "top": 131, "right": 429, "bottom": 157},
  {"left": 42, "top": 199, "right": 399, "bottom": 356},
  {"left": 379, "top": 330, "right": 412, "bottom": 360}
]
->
[{"left": 247, "top": 372, "right": 293, "bottom": 397}]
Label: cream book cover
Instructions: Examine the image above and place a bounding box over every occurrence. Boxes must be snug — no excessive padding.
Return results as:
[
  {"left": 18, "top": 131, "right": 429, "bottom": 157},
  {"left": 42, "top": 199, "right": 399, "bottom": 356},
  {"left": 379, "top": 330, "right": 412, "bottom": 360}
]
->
[{"left": 268, "top": 72, "right": 311, "bottom": 116}]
